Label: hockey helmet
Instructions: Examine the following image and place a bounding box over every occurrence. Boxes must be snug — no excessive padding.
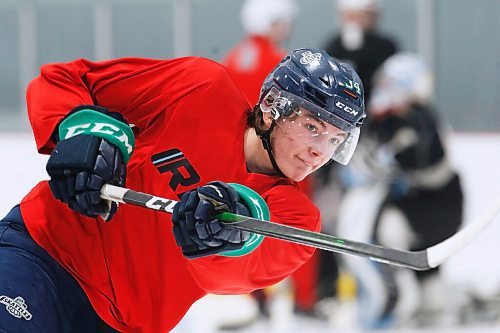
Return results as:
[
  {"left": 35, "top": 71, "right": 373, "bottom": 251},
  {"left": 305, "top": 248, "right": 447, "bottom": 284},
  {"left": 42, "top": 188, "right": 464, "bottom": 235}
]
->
[
  {"left": 369, "top": 53, "right": 433, "bottom": 114},
  {"left": 258, "top": 48, "right": 366, "bottom": 165},
  {"left": 241, "top": 0, "right": 297, "bottom": 36}
]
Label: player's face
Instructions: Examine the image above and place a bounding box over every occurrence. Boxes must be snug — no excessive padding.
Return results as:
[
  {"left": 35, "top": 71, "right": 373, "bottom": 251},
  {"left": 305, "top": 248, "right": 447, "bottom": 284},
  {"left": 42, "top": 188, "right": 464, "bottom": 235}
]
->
[{"left": 270, "top": 108, "right": 348, "bottom": 181}]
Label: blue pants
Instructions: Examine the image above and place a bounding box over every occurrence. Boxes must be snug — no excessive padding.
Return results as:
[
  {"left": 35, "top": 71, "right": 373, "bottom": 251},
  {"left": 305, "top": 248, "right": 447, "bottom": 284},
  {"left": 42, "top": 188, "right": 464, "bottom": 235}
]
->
[{"left": 0, "top": 206, "right": 119, "bottom": 333}]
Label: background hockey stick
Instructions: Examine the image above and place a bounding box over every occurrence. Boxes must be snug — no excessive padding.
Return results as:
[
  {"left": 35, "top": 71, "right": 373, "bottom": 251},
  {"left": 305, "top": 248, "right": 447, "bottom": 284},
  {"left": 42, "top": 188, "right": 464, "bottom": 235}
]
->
[{"left": 100, "top": 184, "right": 500, "bottom": 271}]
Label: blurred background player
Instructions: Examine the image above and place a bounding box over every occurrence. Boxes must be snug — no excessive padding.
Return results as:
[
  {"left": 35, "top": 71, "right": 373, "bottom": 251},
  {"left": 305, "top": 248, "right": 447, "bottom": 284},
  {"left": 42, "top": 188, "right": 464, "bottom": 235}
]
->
[
  {"left": 221, "top": 0, "right": 325, "bottom": 328},
  {"left": 337, "top": 53, "right": 464, "bottom": 328},
  {"left": 323, "top": 0, "right": 398, "bottom": 103},
  {"left": 223, "top": 0, "right": 297, "bottom": 106}
]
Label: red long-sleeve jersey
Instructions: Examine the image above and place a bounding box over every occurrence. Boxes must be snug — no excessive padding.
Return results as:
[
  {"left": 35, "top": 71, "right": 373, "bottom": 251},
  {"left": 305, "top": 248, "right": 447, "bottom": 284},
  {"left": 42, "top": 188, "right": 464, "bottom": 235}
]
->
[{"left": 20, "top": 57, "right": 320, "bottom": 332}]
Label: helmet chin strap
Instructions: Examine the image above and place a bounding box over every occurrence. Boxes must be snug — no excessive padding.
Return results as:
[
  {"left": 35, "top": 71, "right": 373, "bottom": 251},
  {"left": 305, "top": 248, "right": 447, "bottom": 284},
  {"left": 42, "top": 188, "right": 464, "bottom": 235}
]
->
[{"left": 256, "top": 121, "right": 285, "bottom": 177}]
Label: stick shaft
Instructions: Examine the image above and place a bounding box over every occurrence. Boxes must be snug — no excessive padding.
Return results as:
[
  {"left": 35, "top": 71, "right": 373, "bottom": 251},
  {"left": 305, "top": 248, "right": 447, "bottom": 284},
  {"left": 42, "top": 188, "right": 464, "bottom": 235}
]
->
[
  {"left": 101, "top": 184, "right": 178, "bottom": 213},
  {"left": 100, "top": 184, "right": 499, "bottom": 271}
]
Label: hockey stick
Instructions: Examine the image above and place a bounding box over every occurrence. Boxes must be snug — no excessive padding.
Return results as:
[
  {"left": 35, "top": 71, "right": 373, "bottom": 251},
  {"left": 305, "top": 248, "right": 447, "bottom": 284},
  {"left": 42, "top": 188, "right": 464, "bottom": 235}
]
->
[{"left": 100, "top": 184, "right": 500, "bottom": 271}]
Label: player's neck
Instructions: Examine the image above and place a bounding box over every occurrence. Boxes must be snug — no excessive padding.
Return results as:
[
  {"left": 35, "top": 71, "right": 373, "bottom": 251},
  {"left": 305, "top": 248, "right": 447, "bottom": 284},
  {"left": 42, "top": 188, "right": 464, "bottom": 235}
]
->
[{"left": 244, "top": 127, "right": 276, "bottom": 175}]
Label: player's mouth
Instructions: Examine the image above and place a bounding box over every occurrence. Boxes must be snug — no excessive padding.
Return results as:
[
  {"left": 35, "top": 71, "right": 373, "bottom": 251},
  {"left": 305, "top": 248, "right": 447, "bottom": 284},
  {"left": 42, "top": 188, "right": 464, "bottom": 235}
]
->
[{"left": 297, "top": 156, "right": 315, "bottom": 169}]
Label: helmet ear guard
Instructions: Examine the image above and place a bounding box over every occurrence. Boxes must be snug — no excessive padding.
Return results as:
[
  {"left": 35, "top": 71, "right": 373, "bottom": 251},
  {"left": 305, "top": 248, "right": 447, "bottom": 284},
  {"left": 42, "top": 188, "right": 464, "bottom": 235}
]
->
[{"left": 260, "top": 86, "right": 295, "bottom": 120}]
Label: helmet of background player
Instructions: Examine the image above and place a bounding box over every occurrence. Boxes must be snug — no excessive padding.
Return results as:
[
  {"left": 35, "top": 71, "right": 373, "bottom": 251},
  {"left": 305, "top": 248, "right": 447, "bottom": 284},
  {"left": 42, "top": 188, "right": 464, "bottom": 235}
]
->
[
  {"left": 369, "top": 53, "right": 433, "bottom": 116},
  {"left": 241, "top": 0, "right": 297, "bottom": 42},
  {"left": 337, "top": 0, "right": 380, "bottom": 50},
  {"left": 258, "top": 48, "right": 366, "bottom": 165},
  {"left": 337, "top": 0, "right": 379, "bottom": 12}
]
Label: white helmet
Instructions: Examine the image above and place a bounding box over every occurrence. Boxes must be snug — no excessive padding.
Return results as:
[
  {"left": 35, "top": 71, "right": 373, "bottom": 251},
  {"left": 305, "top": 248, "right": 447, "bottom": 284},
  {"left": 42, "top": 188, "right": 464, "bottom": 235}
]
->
[
  {"left": 369, "top": 53, "right": 434, "bottom": 114},
  {"left": 337, "top": 0, "right": 379, "bottom": 12},
  {"left": 241, "top": 0, "right": 297, "bottom": 35}
]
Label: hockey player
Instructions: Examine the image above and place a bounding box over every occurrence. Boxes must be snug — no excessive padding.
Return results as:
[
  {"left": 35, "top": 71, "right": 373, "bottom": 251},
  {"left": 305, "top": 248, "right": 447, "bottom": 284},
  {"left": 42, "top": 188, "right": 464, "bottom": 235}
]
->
[
  {"left": 0, "top": 48, "right": 365, "bottom": 332},
  {"left": 339, "top": 53, "right": 463, "bottom": 328},
  {"left": 324, "top": 0, "right": 398, "bottom": 103},
  {"left": 223, "top": 0, "right": 297, "bottom": 105}
]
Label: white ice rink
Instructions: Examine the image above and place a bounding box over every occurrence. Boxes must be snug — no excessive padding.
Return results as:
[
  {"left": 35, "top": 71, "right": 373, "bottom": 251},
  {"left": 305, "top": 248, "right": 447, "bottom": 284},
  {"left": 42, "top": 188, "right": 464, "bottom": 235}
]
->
[
  {"left": 1, "top": 132, "right": 500, "bottom": 333},
  {"left": 171, "top": 292, "right": 500, "bottom": 333}
]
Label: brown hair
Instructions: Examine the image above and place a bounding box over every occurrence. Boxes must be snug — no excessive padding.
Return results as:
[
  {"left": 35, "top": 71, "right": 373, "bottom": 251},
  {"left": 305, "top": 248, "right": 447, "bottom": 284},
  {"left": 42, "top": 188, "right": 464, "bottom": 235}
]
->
[{"left": 246, "top": 104, "right": 267, "bottom": 133}]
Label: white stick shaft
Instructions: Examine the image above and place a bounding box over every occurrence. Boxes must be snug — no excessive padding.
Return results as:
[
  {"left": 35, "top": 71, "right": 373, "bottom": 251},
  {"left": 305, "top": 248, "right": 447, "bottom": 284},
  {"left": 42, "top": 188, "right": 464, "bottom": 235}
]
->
[{"left": 100, "top": 184, "right": 128, "bottom": 203}]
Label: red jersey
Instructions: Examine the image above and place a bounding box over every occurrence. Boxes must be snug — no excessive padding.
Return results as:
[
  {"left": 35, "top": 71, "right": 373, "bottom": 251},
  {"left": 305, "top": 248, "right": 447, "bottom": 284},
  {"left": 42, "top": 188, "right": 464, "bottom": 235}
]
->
[
  {"left": 223, "top": 35, "right": 286, "bottom": 105},
  {"left": 20, "top": 57, "right": 320, "bottom": 332}
]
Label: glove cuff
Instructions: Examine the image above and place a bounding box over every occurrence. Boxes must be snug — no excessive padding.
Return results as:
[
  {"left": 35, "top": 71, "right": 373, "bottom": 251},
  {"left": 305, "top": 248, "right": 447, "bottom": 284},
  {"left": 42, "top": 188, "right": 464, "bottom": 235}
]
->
[
  {"left": 58, "top": 108, "right": 135, "bottom": 163},
  {"left": 219, "top": 183, "right": 269, "bottom": 257}
]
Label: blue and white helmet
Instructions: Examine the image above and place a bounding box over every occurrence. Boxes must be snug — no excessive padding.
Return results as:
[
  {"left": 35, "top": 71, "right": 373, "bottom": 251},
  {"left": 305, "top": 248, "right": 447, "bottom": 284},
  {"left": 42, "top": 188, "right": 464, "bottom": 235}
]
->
[
  {"left": 369, "top": 53, "right": 433, "bottom": 115},
  {"left": 258, "top": 48, "right": 366, "bottom": 165}
]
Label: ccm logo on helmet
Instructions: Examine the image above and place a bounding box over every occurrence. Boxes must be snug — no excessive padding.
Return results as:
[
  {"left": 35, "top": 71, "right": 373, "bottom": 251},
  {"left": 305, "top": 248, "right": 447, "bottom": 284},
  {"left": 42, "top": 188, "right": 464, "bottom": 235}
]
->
[{"left": 335, "top": 100, "right": 359, "bottom": 116}]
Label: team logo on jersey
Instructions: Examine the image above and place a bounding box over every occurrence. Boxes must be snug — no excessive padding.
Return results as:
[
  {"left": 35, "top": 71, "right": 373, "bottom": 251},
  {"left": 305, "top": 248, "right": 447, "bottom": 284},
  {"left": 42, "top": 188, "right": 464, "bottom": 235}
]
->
[
  {"left": 300, "top": 51, "right": 322, "bottom": 66},
  {"left": 152, "top": 148, "right": 200, "bottom": 192},
  {"left": 0, "top": 295, "right": 32, "bottom": 320}
]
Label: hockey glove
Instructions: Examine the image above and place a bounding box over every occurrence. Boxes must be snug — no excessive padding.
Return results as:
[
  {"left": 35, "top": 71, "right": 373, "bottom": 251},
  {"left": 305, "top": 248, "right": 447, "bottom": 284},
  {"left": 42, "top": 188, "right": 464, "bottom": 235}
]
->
[
  {"left": 171, "top": 181, "right": 252, "bottom": 259},
  {"left": 46, "top": 105, "right": 134, "bottom": 220}
]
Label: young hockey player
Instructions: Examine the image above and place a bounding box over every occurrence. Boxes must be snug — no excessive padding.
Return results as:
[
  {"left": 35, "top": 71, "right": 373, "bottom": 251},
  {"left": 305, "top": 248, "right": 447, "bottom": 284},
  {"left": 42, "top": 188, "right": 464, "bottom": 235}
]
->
[{"left": 0, "top": 48, "right": 365, "bottom": 332}]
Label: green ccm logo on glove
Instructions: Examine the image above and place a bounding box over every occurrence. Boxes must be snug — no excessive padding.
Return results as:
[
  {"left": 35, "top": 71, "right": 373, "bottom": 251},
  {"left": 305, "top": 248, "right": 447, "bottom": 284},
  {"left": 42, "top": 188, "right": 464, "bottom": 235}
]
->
[
  {"left": 59, "top": 109, "right": 135, "bottom": 163},
  {"left": 63, "top": 122, "right": 133, "bottom": 154}
]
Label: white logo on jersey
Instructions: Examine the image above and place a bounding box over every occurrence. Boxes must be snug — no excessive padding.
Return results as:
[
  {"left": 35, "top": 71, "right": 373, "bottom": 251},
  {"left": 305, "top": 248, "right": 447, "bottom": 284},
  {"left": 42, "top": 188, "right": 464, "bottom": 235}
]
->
[
  {"left": 300, "top": 51, "right": 322, "bottom": 66},
  {"left": 0, "top": 295, "right": 32, "bottom": 320}
]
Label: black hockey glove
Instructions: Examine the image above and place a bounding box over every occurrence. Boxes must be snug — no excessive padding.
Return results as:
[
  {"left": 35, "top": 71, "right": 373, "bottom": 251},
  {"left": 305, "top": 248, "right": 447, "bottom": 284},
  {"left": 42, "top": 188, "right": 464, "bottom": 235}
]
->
[
  {"left": 46, "top": 105, "right": 134, "bottom": 220},
  {"left": 171, "top": 181, "right": 252, "bottom": 259}
]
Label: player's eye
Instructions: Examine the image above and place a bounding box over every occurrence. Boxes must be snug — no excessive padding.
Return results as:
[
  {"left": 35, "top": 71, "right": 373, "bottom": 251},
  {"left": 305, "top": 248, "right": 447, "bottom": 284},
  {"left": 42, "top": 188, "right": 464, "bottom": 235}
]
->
[
  {"left": 329, "top": 137, "right": 340, "bottom": 145},
  {"left": 330, "top": 133, "right": 348, "bottom": 146},
  {"left": 306, "top": 123, "right": 318, "bottom": 133}
]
